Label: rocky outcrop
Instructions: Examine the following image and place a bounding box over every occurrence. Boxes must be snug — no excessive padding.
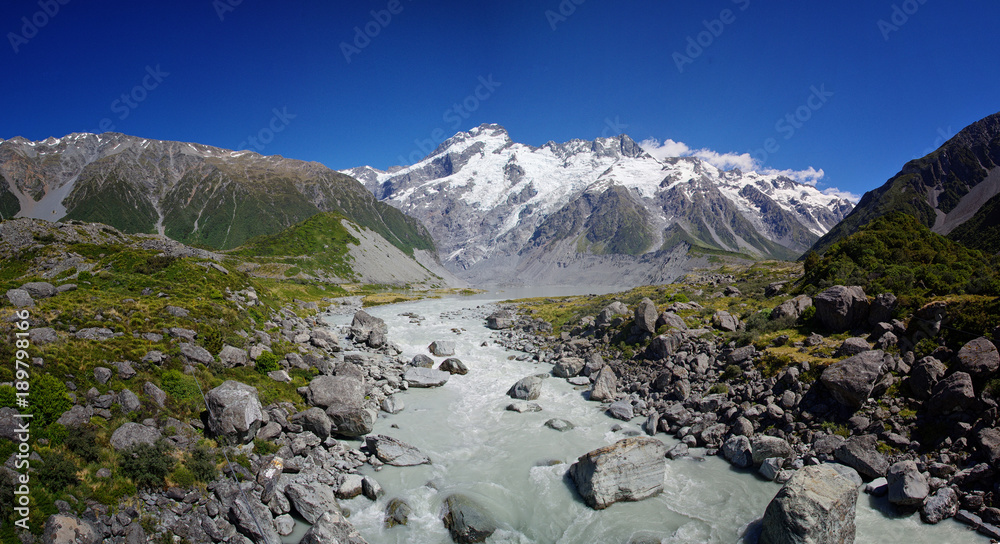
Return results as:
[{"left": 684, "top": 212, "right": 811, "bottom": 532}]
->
[
  {"left": 820, "top": 350, "right": 885, "bottom": 411},
  {"left": 350, "top": 310, "right": 388, "bottom": 348},
  {"left": 569, "top": 437, "right": 667, "bottom": 510},
  {"left": 110, "top": 422, "right": 162, "bottom": 451},
  {"left": 205, "top": 380, "right": 264, "bottom": 444},
  {"left": 441, "top": 494, "right": 497, "bottom": 544},
  {"left": 299, "top": 511, "right": 368, "bottom": 544},
  {"left": 814, "top": 285, "right": 869, "bottom": 332},
  {"left": 42, "top": 514, "right": 101, "bottom": 544},
  {"left": 634, "top": 298, "right": 658, "bottom": 334},
  {"left": 759, "top": 464, "right": 858, "bottom": 544}
]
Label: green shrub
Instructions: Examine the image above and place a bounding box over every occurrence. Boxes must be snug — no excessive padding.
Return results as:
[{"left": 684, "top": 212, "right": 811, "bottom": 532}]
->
[
  {"left": 720, "top": 365, "right": 742, "bottom": 381},
  {"left": 708, "top": 384, "right": 729, "bottom": 395},
  {"left": 254, "top": 351, "right": 280, "bottom": 375},
  {"left": 160, "top": 370, "right": 200, "bottom": 403},
  {"left": 38, "top": 452, "right": 79, "bottom": 490},
  {"left": 188, "top": 445, "right": 218, "bottom": 483},
  {"left": 0, "top": 386, "right": 15, "bottom": 409},
  {"left": 170, "top": 465, "right": 196, "bottom": 488},
  {"left": 253, "top": 438, "right": 280, "bottom": 456},
  {"left": 121, "top": 440, "right": 175, "bottom": 489},
  {"left": 134, "top": 255, "right": 176, "bottom": 275},
  {"left": 800, "top": 305, "right": 817, "bottom": 323},
  {"left": 31, "top": 374, "right": 72, "bottom": 426}
]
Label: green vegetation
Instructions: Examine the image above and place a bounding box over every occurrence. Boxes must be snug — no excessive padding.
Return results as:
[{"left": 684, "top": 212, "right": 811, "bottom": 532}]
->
[
  {"left": 231, "top": 212, "right": 360, "bottom": 280},
  {"left": 254, "top": 351, "right": 281, "bottom": 375},
  {"left": 948, "top": 191, "right": 1000, "bottom": 252},
  {"left": 120, "top": 440, "right": 176, "bottom": 489}
]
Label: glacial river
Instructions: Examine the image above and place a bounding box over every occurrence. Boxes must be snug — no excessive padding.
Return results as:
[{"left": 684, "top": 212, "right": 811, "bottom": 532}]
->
[{"left": 298, "top": 291, "right": 985, "bottom": 544}]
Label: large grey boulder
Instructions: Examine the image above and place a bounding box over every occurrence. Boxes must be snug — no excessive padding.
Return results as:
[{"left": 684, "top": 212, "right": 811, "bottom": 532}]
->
[
  {"left": 606, "top": 399, "right": 634, "bottom": 421},
  {"left": 56, "top": 405, "right": 93, "bottom": 428},
  {"left": 21, "top": 282, "right": 56, "bottom": 299},
  {"left": 118, "top": 389, "right": 142, "bottom": 413},
  {"left": 553, "top": 357, "right": 585, "bottom": 378},
  {"left": 304, "top": 375, "right": 365, "bottom": 408},
  {"left": 218, "top": 345, "right": 249, "bottom": 367},
  {"left": 834, "top": 435, "right": 888, "bottom": 480},
  {"left": 908, "top": 357, "right": 947, "bottom": 400},
  {"left": 179, "top": 342, "right": 214, "bottom": 365},
  {"left": 771, "top": 295, "right": 812, "bottom": 321},
  {"left": 5, "top": 288, "right": 34, "bottom": 308},
  {"left": 284, "top": 479, "right": 341, "bottom": 524},
  {"left": 820, "top": 350, "right": 885, "bottom": 411},
  {"left": 507, "top": 375, "right": 543, "bottom": 400},
  {"left": 110, "top": 422, "right": 162, "bottom": 451},
  {"left": 28, "top": 327, "right": 58, "bottom": 344},
  {"left": 648, "top": 331, "right": 687, "bottom": 359},
  {"left": 205, "top": 380, "right": 264, "bottom": 444},
  {"left": 596, "top": 301, "right": 629, "bottom": 326},
  {"left": 589, "top": 366, "right": 617, "bottom": 402},
  {"left": 486, "top": 310, "right": 515, "bottom": 330},
  {"left": 921, "top": 487, "right": 959, "bottom": 524},
  {"left": 759, "top": 464, "right": 858, "bottom": 544},
  {"left": 385, "top": 498, "right": 412, "bottom": 528},
  {"left": 365, "top": 435, "right": 431, "bottom": 466},
  {"left": 656, "top": 311, "right": 686, "bottom": 331},
  {"left": 440, "top": 358, "right": 469, "bottom": 375},
  {"left": 327, "top": 406, "right": 377, "bottom": 437},
  {"left": 143, "top": 381, "right": 167, "bottom": 407},
  {"left": 712, "top": 310, "right": 740, "bottom": 332},
  {"left": 42, "top": 513, "right": 101, "bottom": 544},
  {"left": 887, "top": 460, "right": 929, "bottom": 506},
  {"left": 814, "top": 285, "right": 869, "bottom": 332},
  {"left": 299, "top": 510, "right": 367, "bottom": 544},
  {"left": 429, "top": 340, "right": 456, "bottom": 356},
  {"left": 293, "top": 407, "right": 332, "bottom": 440},
  {"left": 634, "top": 298, "right": 658, "bottom": 334},
  {"left": 442, "top": 494, "right": 497, "bottom": 544},
  {"left": 410, "top": 354, "right": 435, "bottom": 368},
  {"left": 723, "top": 435, "right": 753, "bottom": 468},
  {"left": 927, "top": 371, "right": 976, "bottom": 414},
  {"left": 752, "top": 435, "right": 794, "bottom": 466},
  {"left": 350, "top": 310, "right": 388, "bottom": 348},
  {"left": 868, "top": 293, "right": 898, "bottom": 326},
  {"left": 228, "top": 496, "right": 281, "bottom": 544},
  {"left": 404, "top": 367, "right": 450, "bottom": 388},
  {"left": 569, "top": 437, "right": 667, "bottom": 510},
  {"left": 956, "top": 337, "right": 1000, "bottom": 379}
]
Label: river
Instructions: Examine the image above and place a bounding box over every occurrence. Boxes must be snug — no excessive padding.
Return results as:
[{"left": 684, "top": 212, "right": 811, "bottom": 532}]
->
[{"left": 293, "top": 291, "right": 985, "bottom": 544}]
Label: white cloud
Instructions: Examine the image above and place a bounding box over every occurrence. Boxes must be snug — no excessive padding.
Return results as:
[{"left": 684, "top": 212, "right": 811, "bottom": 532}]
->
[
  {"left": 820, "top": 187, "right": 861, "bottom": 203},
  {"left": 639, "top": 137, "right": 827, "bottom": 186}
]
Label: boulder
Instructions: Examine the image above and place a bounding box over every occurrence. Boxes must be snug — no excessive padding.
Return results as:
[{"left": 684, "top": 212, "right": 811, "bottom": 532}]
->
[
  {"left": 228, "top": 494, "right": 281, "bottom": 544},
  {"left": 327, "top": 406, "right": 377, "bottom": 437},
  {"left": 440, "top": 358, "right": 468, "bottom": 375},
  {"left": 759, "top": 464, "right": 858, "bottom": 544},
  {"left": 834, "top": 435, "right": 888, "bottom": 480},
  {"left": 553, "top": 357, "right": 586, "bottom": 378},
  {"left": 956, "top": 337, "right": 1000, "bottom": 378},
  {"left": 507, "top": 375, "right": 543, "bottom": 400},
  {"left": 410, "top": 354, "right": 435, "bottom": 368},
  {"left": 977, "top": 427, "right": 1000, "bottom": 464},
  {"left": 21, "top": 281, "right": 56, "bottom": 299},
  {"left": 429, "top": 340, "right": 456, "bottom": 356},
  {"left": 606, "top": 399, "right": 634, "bottom": 421},
  {"left": 868, "top": 293, "right": 897, "bottom": 326},
  {"left": 635, "top": 298, "right": 658, "bottom": 334},
  {"left": 656, "top": 311, "right": 686, "bottom": 331},
  {"left": 723, "top": 435, "right": 753, "bottom": 468},
  {"left": 404, "top": 367, "right": 450, "bottom": 388},
  {"left": 93, "top": 367, "right": 112, "bottom": 385},
  {"left": 648, "top": 331, "right": 686, "bottom": 359},
  {"left": 381, "top": 395, "right": 405, "bottom": 414},
  {"left": 751, "top": 435, "right": 794, "bottom": 466},
  {"left": 218, "top": 345, "right": 249, "bottom": 367},
  {"left": 284, "top": 479, "right": 341, "bottom": 524},
  {"left": 179, "top": 342, "right": 214, "bottom": 365},
  {"left": 350, "top": 310, "right": 388, "bottom": 348},
  {"left": 486, "top": 310, "right": 514, "bottom": 330},
  {"left": 545, "top": 418, "right": 574, "bottom": 431},
  {"left": 820, "top": 350, "right": 885, "bottom": 411},
  {"left": 293, "top": 407, "right": 332, "bottom": 440},
  {"left": 5, "top": 288, "right": 34, "bottom": 308},
  {"left": 596, "top": 301, "right": 629, "bottom": 326},
  {"left": 110, "top": 422, "right": 161, "bottom": 451},
  {"left": 205, "top": 380, "right": 264, "bottom": 444},
  {"left": 712, "top": 310, "right": 740, "bottom": 332},
  {"left": 42, "top": 514, "right": 101, "bottom": 544},
  {"left": 75, "top": 327, "right": 115, "bottom": 340},
  {"left": 569, "top": 437, "right": 667, "bottom": 510},
  {"left": 143, "top": 381, "right": 167, "bottom": 407},
  {"left": 442, "top": 494, "right": 497, "bottom": 544},
  {"left": 55, "top": 405, "right": 92, "bottom": 428},
  {"left": 908, "top": 357, "right": 947, "bottom": 400},
  {"left": 365, "top": 435, "right": 431, "bottom": 466},
  {"left": 506, "top": 401, "right": 542, "bottom": 413},
  {"left": 28, "top": 327, "right": 58, "bottom": 344},
  {"left": 814, "top": 285, "right": 870, "bottom": 332},
  {"left": 921, "top": 487, "right": 959, "bottom": 524},
  {"left": 115, "top": 361, "right": 136, "bottom": 380},
  {"left": 304, "top": 375, "right": 364, "bottom": 408},
  {"left": 118, "top": 389, "right": 142, "bottom": 413},
  {"left": 835, "top": 337, "right": 870, "bottom": 357},
  {"left": 771, "top": 295, "right": 812, "bottom": 321},
  {"left": 589, "top": 366, "right": 617, "bottom": 402},
  {"left": 385, "top": 498, "right": 412, "bottom": 528},
  {"left": 887, "top": 460, "right": 929, "bottom": 506},
  {"left": 927, "top": 372, "right": 976, "bottom": 414}
]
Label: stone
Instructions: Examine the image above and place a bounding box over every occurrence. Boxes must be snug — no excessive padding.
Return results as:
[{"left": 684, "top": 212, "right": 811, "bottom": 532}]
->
[
  {"left": 5, "top": 288, "right": 34, "bottom": 308},
  {"left": 168, "top": 327, "right": 197, "bottom": 340},
  {"left": 635, "top": 298, "right": 658, "bottom": 334},
  {"left": 365, "top": 435, "right": 431, "bottom": 466},
  {"left": 350, "top": 310, "right": 388, "bottom": 348},
  {"left": 648, "top": 331, "right": 686, "bottom": 359},
  {"left": 362, "top": 476, "right": 384, "bottom": 500},
  {"left": 666, "top": 442, "right": 689, "bottom": 460},
  {"left": 338, "top": 474, "right": 365, "bottom": 499},
  {"left": 115, "top": 361, "right": 136, "bottom": 380},
  {"left": 385, "top": 498, "right": 412, "bottom": 528},
  {"left": 404, "top": 367, "right": 450, "bottom": 388},
  {"left": 553, "top": 357, "right": 586, "bottom": 378},
  {"left": 834, "top": 435, "right": 888, "bottom": 480},
  {"left": 21, "top": 281, "right": 56, "bottom": 298},
  {"left": 274, "top": 514, "right": 295, "bottom": 536},
  {"left": 927, "top": 371, "right": 976, "bottom": 414},
  {"left": 606, "top": 399, "right": 634, "bottom": 421},
  {"left": 506, "top": 401, "right": 542, "bottom": 413},
  {"left": 864, "top": 477, "right": 888, "bottom": 497},
  {"left": 569, "top": 437, "right": 667, "bottom": 510},
  {"left": 205, "top": 380, "right": 264, "bottom": 444},
  {"left": 327, "top": 406, "right": 377, "bottom": 437},
  {"left": 110, "top": 422, "right": 161, "bottom": 451},
  {"left": 381, "top": 395, "right": 405, "bottom": 414},
  {"left": 835, "top": 337, "right": 870, "bottom": 357},
  {"left": 759, "top": 464, "right": 858, "bottom": 544},
  {"left": 75, "top": 327, "right": 114, "bottom": 340},
  {"left": 429, "top": 340, "right": 456, "bottom": 356},
  {"left": 656, "top": 311, "right": 686, "bottom": 331},
  {"left": 442, "top": 494, "right": 497, "bottom": 544},
  {"left": 294, "top": 407, "right": 332, "bottom": 440},
  {"left": 410, "top": 354, "right": 435, "bottom": 368},
  {"left": 440, "top": 358, "right": 469, "bottom": 375},
  {"left": 868, "top": 293, "right": 897, "bottom": 326},
  {"left": 486, "top": 310, "right": 515, "bottom": 330},
  {"left": 723, "top": 435, "right": 753, "bottom": 468},
  {"left": 143, "top": 381, "right": 167, "bottom": 407},
  {"left": 228, "top": 493, "right": 281, "bottom": 544},
  {"left": 921, "top": 487, "right": 959, "bottom": 524},
  {"left": 55, "top": 405, "right": 92, "bottom": 427},
  {"left": 589, "top": 366, "right": 617, "bottom": 402},
  {"left": 42, "top": 513, "right": 101, "bottom": 544},
  {"left": 179, "top": 342, "right": 214, "bottom": 365},
  {"left": 820, "top": 350, "right": 885, "bottom": 411},
  {"left": 727, "top": 345, "right": 756, "bottom": 365},
  {"left": 118, "top": 389, "right": 141, "bottom": 413},
  {"left": 284, "top": 479, "right": 341, "bottom": 524},
  {"left": 751, "top": 435, "right": 794, "bottom": 466},
  {"left": 771, "top": 295, "right": 812, "bottom": 321},
  {"left": 712, "top": 310, "right": 740, "bottom": 332},
  {"left": 887, "top": 460, "right": 929, "bottom": 506},
  {"left": 507, "top": 375, "right": 543, "bottom": 400},
  {"left": 141, "top": 350, "right": 166, "bottom": 364},
  {"left": 759, "top": 458, "right": 784, "bottom": 481},
  {"left": 218, "top": 345, "right": 250, "bottom": 367},
  {"left": 596, "top": 301, "right": 629, "bottom": 326},
  {"left": 908, "top": 357, "right": 946, "bottom": 400},
  {"left": 814, "top": 285, "right": 869, "bottom": 332},
  {"left": 304, "top": 375, "right": 364, "bottom": 408},
  {"left": 978, "top": 427, "right": 1000, "bottom": 464},
  {"left": 957, "top": 337, "right": 1000, "bottom": 378},
  {"left": 93, "top": 367, "right": 112, "bottom": 385},
  {"left": 28, "top": 327, "right": 58, "bottom": 344},
  {"left": 545, "top": 418, "right": 574, "bottom": 431},
  {"left": 268, "top": 369, "right": 291, "bottom": 382},
  {"left": 165, "top": 305, "right": 190, "bottom": 317}
]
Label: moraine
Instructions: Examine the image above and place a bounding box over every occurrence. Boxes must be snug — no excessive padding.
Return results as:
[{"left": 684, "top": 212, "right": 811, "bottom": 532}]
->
[{"left": 295, "top": 291, "right": 985, "bottom": 544}]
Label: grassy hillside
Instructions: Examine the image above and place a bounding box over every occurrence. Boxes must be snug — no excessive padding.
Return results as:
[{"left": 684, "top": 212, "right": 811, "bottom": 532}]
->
[{"left": 229, "top": 212, "right": 360, "bottom": 280}]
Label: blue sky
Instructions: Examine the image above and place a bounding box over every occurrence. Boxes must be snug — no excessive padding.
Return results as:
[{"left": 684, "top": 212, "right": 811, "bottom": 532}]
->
[{"left": 4, "top": 0, "right": 999, "bottom": 199}]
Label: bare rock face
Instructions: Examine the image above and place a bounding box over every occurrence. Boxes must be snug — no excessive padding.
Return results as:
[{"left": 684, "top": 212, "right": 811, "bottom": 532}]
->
[
  {"left": 820, "top": 350, "right": 885, "bottom": 411},
  {"left": 759, "top": 464, "right": 859, "bottom": 544},
  {"left": 634, "top": 298, "right": 658, "bottom": 334},
  {"left": 205, "top": 380, "right": 264, "bottom": 445},
  {"left": 589, "top": 366, "right": 618, "bottom": 402},
  {"left": 814, "top": 285, "right": 869, "bottom": 332},
  {"left": 299, "top": 511, "right": 368, "bottom": 544},
  {"left": 771, "top": 295, "right": 812, "bottom": 321},
  {"left": 887, "top": 460, "right": 929, "bottom": 506},
  {"left": 42, "top": 513, "right": 101, "bottom": 544},
  {"left": 350, "top": 310, "right": 388, "bottom": 348},
  {"left": 569, "top": 437, "right": 667, "bottom": 510}
]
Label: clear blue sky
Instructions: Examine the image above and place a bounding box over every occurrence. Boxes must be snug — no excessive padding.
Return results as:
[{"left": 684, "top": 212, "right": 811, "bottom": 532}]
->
[{"left": 4, "top": 0, "right": 999, "bottom": 198}]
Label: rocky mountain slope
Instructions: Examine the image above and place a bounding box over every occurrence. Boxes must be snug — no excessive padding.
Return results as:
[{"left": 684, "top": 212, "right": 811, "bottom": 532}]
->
[
  {"left": 346, "top": 124, "right": 853, "bottom": 287},
  {"left": 812, "top": 111, "right": 1000, "bottom": 255},
  {"left": 0, "top": 133, "right": 435, "bottom": 256}
]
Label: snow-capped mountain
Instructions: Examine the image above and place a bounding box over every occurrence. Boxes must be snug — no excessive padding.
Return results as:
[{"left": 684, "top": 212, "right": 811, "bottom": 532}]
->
[{"left": 346, "top": 124, "right": 854, "bottom": 286}]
